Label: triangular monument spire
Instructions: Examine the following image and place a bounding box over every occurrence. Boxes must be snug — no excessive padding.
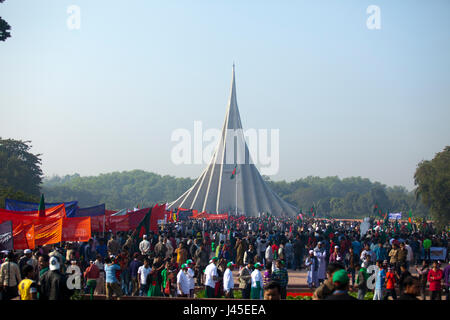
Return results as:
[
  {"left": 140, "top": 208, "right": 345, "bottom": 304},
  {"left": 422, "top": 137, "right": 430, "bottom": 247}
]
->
[{"left": 168, "top": 65, "right": 298, "bottom": 217}]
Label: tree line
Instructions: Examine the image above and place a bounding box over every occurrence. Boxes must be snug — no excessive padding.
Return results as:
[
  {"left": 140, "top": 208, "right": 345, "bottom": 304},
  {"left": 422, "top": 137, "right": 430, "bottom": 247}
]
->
[
  {"left": 40, "top": 170, "right": 429, "bottom": 220},
  {"left": 2, "top": 138, "right": 448, "bottom": 226}
]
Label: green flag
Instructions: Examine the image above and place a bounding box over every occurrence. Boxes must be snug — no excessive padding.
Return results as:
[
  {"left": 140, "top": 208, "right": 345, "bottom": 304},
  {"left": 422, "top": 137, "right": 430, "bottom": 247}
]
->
[
  {"left": 134, "top": 208, "right": 152, "bottom": 239},
  {"left": 230, "top": 164, "right": 237, "bottom": 179},
  {"left": 38, "top": 194, "right": 45, "bottom": 218},
  {"left": 383, "top": 211, "right": 389, "bottom": 227},
  {"left": 407, "top": 210, "right": 413, "bottom": 231}
]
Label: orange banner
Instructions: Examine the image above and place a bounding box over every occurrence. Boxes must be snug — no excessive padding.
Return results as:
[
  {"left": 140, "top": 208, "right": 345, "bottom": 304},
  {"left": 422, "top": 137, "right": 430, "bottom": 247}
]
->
[
  {"left": 62, "top": 217, "right": 91, "bottom": 242},
  {"left": 34, "top": 218, "right": 63, "bottom": 246},
  {"left": 12, "top": 223, "right": 35, "bottom": 250}
]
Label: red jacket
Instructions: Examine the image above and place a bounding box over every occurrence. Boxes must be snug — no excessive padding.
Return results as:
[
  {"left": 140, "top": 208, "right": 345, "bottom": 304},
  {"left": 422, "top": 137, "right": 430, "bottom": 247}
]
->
[
  {"left": 427, "top": 269, "right": 443, "bottom": 291},
  {"left": 84, "top": 264, "right": 100, "bottom": 280}
]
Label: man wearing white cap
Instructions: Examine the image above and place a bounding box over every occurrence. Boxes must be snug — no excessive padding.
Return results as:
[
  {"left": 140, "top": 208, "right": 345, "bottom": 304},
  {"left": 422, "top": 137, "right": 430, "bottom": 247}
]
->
[
  {"left": 223, "top": 262, "right": 235, "bottom": 298},
  {"left": 18, "top": 249, "right": 38, "bottom": 279},
  {"left": 305, "top": 250, "right": 318, "bottom": 288},
  {"left": 314, "top": 241, "right": 327, "bottom": 284},
  {"left": 329, "top": 246, "right": 342, "bottom": 264},
  {"left": 39, "top": 256, "right": 70, "bottom": 300}
]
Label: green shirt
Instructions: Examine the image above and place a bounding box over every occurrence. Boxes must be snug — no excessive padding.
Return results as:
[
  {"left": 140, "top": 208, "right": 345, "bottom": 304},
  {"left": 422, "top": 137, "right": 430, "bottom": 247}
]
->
[{"left": 423, "top": 239, "right": 432, "bottom": 250}]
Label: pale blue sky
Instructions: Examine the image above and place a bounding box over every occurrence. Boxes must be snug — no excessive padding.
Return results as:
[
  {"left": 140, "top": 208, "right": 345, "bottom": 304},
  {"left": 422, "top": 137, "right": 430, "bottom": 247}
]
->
[{"left": 1, "top": 0, "right": 449, "bottom": 190}]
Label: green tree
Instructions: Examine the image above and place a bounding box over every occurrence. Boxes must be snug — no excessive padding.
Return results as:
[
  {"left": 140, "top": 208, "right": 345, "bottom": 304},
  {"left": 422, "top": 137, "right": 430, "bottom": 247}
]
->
[
  {"left": 0, "top": 0, "right": 11, "bottom": 41},
  {"left": 0, "top": 138, "right": 43, "bottom": 199},
  {"left": 414, "top": 146, "right": 450, "bottom": 228}
]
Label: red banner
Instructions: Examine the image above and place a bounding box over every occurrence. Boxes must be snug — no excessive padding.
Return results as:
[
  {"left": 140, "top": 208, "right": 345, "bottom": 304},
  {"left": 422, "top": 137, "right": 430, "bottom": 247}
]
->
[
  {"left": 206, "top": 213, "right": 229, "bottom": 220},
  {"left": 150, "top": 204, "right": 165, "bottom": 232},
  {"left": 62, "top": 217, "right": 91, "bottom": 242},
  {"left": 0, "top": 204, "right": 66, "bottom": 222},
  {"left": 12, "top": 223, "right": 35, "bottom": 250}
]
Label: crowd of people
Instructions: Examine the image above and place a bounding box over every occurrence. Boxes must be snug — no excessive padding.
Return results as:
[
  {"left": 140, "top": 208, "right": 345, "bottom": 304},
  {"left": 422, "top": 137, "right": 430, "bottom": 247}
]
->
[{"left": 0, "top": 215, "right": 448, "bottom": 301}]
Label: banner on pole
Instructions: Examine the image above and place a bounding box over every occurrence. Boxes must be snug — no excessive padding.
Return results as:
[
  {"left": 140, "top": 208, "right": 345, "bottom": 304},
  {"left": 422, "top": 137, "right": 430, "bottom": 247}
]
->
[{"left": 0, "top": 221, "right": 14, "bottom": 251}]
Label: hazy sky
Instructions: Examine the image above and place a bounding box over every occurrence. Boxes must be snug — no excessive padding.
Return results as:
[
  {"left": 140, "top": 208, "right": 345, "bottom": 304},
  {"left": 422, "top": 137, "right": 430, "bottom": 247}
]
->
[{"left": 1, "top": 0, "right": 449, "bottom": 190}]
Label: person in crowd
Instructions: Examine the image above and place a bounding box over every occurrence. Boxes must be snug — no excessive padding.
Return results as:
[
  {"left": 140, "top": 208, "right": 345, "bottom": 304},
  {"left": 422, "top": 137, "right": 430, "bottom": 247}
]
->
[
  {"left": 263, "top": 262, "right": 272, "bottom": 287},
  {"left": 398, "top": 276, "right": 420, "bottom": 300},
  {"left": 194, "top": 243, "right": 209, "bottom": 286},
  {"left": 397, "top": 243, "right": 408, "bottom": 273},
  {"left": 176, "top": 263, "right": 189, "bottom": 297},
  {"left": 373, "top": 260, "right": 387, "bottom": 300},
  {"left": 423, "top": 237, "right": 432, "bottom": 262},
  {"left": 250, "top": 263, "right": 264, "bottom": 299},
  {"left": 223, "top": 261, "right": 235, "bottom": 298},
  {"left": 305, "top": 250, "right": 319, "bottom": 289},
  {"left": 147, "top": 256, "right": 164, "bottom": 297},
  {"left": 263, "top": 281, "right": 281, "bottom": 300},
  {"left": 139, "top": 235, "right": 151, "bottom": 256},
  {"left": 427, "top": 260, "right": 443, "bottom": 300},
  {"left": 204, "top": 257, "right": 219, "bottom": 298},
  {"left": 383, "top": 266, "right": 398, "bottom": 300},
  {"left": 176, "top": 242, "right": 188, "bottom": 267},
  {"left": 107, "top": 235, "right": 121, "bottom": 257},
  {"left": 39, "top": 256, "right": 71, "bottom": 300},
  {"left": 18, "top": 265, "right": 37, "bottom": 300},
  {"left": 84, "top": 260, "right": 100, "bottom": 300},
  {"left": 388, "top": 243, "right": 399, "bottom": 272},
  {"left": 373, "top": 242, "right": 387, "bottom": 263},
  {"left": 186, "top": 259, "right": 195, "bottom": 298},
  {"left": 154, "top": 237, "right": 167, "bottom": 258},
  {"left": 118, "top": 249, "right": 130, "bottom": 295},
  {"left": 243, "top": 243, "right": 257, "bottom": 266},
  {"left": 18, "top": 249, "right": 38, "bottom": 279},
  {"left": 329, "top": 245, "right": 342, "bottom": 263},
  {"left": 265, "top": 242, "right": 274, "bottom": 267},
  {"left": 313, "top": 262, "right": 344, "bottom": 300},
  {"left": 238, "top": 261, "right": 253, "bottom": 299},
  {"left": 137, "top": 258, "right": 151, "bottom": 297},
  {"left": 346, "top": 246, "right": 359, "bottom": 286},
  {"left": 355, "top": 266, "right": 368, "bottom": 300},
  {"left": 272, "top": 259, "right": 288, "bottom": 299},
  {"left": 416, "top": 260, "right": 430, "bottom": 300},
  {"left": 325, "top": 269, "right": 357, "bottom": 300},
  {"left": 104, "top": 256, "right": 123, "bottom": 300},
  {"left": 293, "top": 234, "right": 304, "bottom": 270},
  {"left": 443, "top": 262, "right": 450, "bottom": 301},
  {"left": 284, "top": 240, "right": 294, "bottom": 270},
  {"left": 0, "top": 251, "right": 21, "bottom": 300},
  {"left": 398, "top": 264, "right": 412, "bottom": 294},
  {"left": 314, "top": 241, "right": 327, "bottom": 285},
  {"left": 129, "top": 253, "right": 142, "bottom": 296}
]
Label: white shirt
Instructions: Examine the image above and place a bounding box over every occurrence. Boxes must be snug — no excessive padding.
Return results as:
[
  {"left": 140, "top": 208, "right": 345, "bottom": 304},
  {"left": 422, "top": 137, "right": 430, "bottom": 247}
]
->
[
  {"left": 405, "top": 244, "right": 414, "bottom": 262},
  {"left": 187, "top": 267, "right": 195, "bottom": 290},
  {"left": 177, "top": 270, "right": 190, "bottom": 295},
  {"left": 204, "top": 263, "right": 218, "bottom": 288},
  {"left": 138, "top": 265, "right": 152, "bottom": 285},
  {"left": 251, "top": 269, "right": 263, "bottom": 288},
  {"left": 139, "top": 240, "right": 151, "bottom": 255},
  {"left": 223, "top": 268, "right": 234, "bottom": 292},
  {"left": 265, "top": 246, "right": 273, "bottom": 260}
]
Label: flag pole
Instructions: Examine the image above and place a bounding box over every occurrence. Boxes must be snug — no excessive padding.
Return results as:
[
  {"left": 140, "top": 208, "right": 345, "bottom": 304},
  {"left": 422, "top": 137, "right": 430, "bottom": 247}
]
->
[{"left": 235, "top": 172, "right": 237, "bottom": 216}]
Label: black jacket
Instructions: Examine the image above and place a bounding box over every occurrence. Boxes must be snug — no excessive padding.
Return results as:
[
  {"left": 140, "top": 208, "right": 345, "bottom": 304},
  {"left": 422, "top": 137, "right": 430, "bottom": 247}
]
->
[{"left": 39, "top": 270, "right": 71, "bottom": 300}]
